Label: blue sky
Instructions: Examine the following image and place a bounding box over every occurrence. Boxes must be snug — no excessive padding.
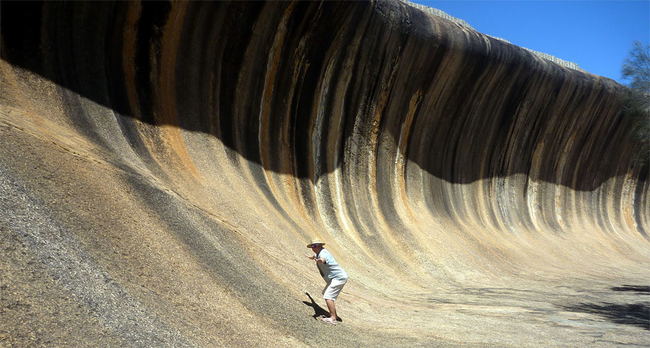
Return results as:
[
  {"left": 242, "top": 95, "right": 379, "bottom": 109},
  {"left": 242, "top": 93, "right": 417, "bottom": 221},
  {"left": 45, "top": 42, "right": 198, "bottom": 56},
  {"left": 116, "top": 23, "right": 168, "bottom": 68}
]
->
[{"left": 409, "top": 1, "right": 650, "bottom": 84}]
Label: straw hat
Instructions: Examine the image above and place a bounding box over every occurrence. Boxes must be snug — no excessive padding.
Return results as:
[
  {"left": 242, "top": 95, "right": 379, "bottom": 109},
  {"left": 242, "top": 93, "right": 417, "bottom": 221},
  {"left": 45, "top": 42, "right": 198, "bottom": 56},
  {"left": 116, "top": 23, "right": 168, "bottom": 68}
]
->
[{"left": 307, "top": 239, "right": 325, "bottom": 248}]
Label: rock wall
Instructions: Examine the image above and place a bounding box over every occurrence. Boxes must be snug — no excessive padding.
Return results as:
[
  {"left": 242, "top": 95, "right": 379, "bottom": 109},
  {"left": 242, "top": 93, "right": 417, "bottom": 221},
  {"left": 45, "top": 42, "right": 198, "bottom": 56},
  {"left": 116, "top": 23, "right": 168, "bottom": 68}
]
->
[{"left": 1, "top": 1, "right": 648, "bottom": 347}]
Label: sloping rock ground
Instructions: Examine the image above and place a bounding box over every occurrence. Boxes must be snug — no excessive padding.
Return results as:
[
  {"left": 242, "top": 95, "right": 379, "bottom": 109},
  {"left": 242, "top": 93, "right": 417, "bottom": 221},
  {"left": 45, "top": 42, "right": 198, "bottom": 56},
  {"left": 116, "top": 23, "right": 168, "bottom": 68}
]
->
[{"left": 0, "top": 1, "right": 648, "bottom": 347}]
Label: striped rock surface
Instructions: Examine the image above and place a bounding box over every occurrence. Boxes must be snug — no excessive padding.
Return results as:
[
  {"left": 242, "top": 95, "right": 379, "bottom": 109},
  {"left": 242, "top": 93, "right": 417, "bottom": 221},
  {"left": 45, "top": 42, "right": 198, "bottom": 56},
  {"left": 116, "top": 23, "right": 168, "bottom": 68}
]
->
[{"left": 1, "top": 1, "right": 648, "bottom": 347}]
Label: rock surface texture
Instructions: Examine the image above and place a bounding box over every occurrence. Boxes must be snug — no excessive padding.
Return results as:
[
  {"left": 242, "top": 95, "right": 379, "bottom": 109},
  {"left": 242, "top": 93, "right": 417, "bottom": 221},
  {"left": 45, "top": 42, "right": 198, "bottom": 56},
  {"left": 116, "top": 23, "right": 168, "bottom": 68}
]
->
[{"left": 1, "top": 1, "right": 648, "bottom": 347}]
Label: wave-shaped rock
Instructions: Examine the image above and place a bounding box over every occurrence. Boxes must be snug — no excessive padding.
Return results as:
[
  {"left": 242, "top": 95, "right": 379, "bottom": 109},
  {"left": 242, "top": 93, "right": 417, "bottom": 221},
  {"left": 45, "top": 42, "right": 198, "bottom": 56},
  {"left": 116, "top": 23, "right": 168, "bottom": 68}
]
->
[{"left": 1, "top": 1, "right": 648, "bottom": 346}]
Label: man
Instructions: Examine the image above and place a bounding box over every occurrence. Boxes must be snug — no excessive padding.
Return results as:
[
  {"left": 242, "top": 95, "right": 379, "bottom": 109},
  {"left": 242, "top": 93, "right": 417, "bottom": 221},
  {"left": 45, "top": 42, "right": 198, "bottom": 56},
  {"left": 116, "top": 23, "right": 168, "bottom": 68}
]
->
[{"left": 306, "top": 239, "right": 348, "bottom": 324}]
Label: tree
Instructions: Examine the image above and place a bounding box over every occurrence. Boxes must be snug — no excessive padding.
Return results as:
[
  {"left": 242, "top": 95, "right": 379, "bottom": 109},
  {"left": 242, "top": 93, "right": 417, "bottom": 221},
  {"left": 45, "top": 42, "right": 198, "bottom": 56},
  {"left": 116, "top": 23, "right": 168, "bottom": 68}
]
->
[
  {"left": 622, "top": 41, "right": 650, "bottom": 95},
  {"left": 620, "top": 41, "right": 649, "bottom": 164}
]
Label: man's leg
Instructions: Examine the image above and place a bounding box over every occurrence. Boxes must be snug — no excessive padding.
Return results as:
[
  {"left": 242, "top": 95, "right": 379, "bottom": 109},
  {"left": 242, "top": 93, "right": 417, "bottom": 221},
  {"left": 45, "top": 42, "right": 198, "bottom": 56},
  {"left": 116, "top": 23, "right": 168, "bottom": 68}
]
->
[
  {"left": 322, "top": 278, "right": 346, "bottom": 323},
  {"left": 325, "top": 299, "right": 337, "bottom": 321}
]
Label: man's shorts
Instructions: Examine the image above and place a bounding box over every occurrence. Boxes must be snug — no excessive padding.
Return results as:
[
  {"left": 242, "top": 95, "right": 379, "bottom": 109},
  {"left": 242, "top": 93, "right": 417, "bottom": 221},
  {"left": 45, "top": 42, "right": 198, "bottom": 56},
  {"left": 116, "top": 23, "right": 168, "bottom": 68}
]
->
[{"left": 322, "top": 277, "right": 347, "bottom": 300}]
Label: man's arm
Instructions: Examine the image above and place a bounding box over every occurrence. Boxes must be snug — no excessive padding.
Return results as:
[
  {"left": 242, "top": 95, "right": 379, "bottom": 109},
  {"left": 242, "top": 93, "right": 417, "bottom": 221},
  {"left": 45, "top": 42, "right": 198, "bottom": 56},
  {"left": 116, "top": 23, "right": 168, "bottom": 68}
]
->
[{"left": 307, "top": 254, "right": 325, "bottom": 263}]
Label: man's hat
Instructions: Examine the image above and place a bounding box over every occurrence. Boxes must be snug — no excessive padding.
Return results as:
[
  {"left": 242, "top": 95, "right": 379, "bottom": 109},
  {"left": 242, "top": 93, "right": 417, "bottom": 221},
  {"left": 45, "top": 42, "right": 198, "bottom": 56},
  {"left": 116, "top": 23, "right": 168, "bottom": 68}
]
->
[{"left": 307, "top": 239, "right": 325, "bottom": 248}]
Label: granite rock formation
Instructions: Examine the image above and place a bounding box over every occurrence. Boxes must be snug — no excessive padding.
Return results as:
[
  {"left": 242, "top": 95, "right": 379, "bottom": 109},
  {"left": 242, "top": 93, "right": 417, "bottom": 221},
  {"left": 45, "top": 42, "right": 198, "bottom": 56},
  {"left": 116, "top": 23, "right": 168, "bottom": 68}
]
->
[{"left": 1, "top": 1, "right": 648, "bottom": 346}]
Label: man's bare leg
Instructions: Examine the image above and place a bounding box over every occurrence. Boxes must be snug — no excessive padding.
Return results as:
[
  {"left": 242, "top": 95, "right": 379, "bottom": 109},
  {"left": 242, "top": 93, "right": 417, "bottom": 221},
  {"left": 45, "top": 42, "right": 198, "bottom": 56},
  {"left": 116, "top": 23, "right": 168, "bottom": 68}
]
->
[{"left": 325, "top": 299, "right": 337, "bottom": 321}]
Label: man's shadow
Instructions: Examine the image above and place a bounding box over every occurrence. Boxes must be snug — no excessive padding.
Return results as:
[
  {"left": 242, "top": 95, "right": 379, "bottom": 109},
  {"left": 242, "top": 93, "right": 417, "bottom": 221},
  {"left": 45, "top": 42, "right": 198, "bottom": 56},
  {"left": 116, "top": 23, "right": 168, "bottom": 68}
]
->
[{"left": 302, "top": 292, "right": 343, "bottom": 322}]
